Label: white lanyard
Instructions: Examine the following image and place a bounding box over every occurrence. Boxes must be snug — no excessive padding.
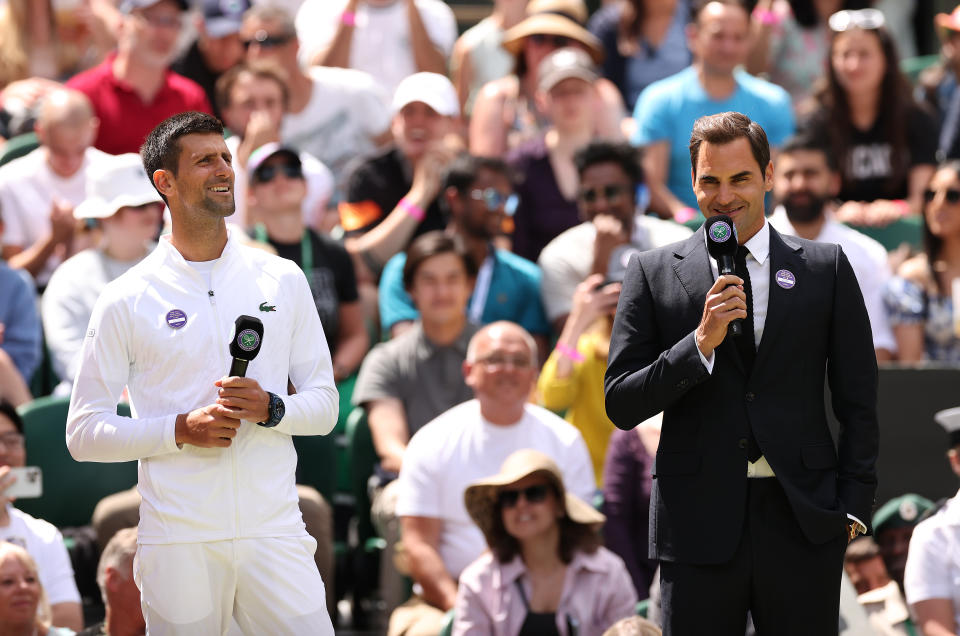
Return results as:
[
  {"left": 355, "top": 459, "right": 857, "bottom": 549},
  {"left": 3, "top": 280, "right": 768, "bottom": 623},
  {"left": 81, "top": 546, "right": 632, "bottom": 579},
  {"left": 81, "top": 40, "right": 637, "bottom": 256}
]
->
[{"left": 469, "top": 253, "right": 495, "bottom": 324}]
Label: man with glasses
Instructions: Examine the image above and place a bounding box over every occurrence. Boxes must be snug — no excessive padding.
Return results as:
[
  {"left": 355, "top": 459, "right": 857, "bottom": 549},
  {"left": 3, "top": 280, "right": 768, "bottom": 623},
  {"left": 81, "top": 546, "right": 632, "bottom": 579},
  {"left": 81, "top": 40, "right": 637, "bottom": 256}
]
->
[
  {"left": 377, "top": 154, "right": 551, "bottom": 349},
  {"left": 66, "top": 0, "right": 212, "bottom": 155},
  {"left": 538, "top": 140, "right": 692, "bottom": 334},
  {"left": 0, "top": 402, "right": 82, "bottom": 631},
  {"left": 393, "top": 320, "right": 593, "bottom": 636}
]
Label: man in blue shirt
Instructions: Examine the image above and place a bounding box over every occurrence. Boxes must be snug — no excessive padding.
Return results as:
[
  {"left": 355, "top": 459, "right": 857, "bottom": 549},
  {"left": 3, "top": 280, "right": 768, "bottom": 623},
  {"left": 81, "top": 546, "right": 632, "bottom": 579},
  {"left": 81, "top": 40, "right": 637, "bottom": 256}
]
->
[
  {"left": 632, "top": 0, "right": 794, "bottom": 221},
  {"left": 378, "top": 154, "right": 551, "bottom": 351}
]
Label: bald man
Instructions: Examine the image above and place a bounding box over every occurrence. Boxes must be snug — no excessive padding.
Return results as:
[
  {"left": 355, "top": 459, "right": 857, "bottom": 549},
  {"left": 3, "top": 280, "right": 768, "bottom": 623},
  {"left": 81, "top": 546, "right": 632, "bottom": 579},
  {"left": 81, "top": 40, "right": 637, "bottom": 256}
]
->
[{"left": 0, "top": 88, "right": 109, "bottom": 288}]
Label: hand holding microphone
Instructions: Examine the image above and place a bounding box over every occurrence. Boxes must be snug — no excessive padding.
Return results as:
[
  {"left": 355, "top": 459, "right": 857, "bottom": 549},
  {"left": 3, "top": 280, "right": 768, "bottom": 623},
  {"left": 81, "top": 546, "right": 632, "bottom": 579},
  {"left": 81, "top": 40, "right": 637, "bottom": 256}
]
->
[{"left": 695, "top": 215, "right": 748, "bottom": 358}]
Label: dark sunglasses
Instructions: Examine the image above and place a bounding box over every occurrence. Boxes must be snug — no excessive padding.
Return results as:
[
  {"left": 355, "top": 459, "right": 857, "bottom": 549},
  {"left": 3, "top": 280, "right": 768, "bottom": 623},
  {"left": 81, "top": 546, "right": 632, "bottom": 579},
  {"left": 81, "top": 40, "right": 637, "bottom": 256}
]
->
[
  {"left": 498, "top": 484, "right": 551, "bottom": 508},
  {"left": 578, "top": 184, "right": 631, "bottom": 204},
  {"left": 242, "top": 31, "right": 295, "bottom": 50},
  {"left": 529, "top": 33, "right": 572, "bottom": 48},
  {"left": 828, "top": 9, "right": 885, "bottom": 32},
  {"left": 469, "top": 188, "right": 518, "bottom": 214},
  {"left": 923, "top": 188, "right": 960, "bottom": 204},
  {"left": 253, "top": 163, "right": 303, "bottom": 183}
]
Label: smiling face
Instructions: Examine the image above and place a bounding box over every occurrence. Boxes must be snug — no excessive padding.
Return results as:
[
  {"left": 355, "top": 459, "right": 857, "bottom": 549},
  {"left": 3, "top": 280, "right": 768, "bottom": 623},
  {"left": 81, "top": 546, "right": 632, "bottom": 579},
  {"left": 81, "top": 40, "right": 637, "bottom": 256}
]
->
[
  {"left": 924, "top": 167, "right": 960, "bottom": 239},
  {"left": 156, "top": 133, "right": 235, "bottom": 221},
  {"left": 831, "top": 29, "right": 887, "bottom": 99},
  {"left": 578, "top": 160, "right": 636, "bottom": 226},
  {"left": 464, "top": 323, "right": 538, "bottom": 411},
  {"left": 454, "top": 167, "right": 513, "bottom": 240},
  {"left": 0, "top": 554, "right": 39, "bottom": 626},
  {"left": 499, "top": 474, "right": 562, "bottom": 543},
  {"left": 392, "top": 101, "right": 453, "bottom": 162},
  {"left": 119, "top": 0, "right": 184, "bottom": 68},
  {"left": 693, "top": 137, "right": 773, "bottom": 243},
  {"left": 248, "top": 154, "right": 306, "bottom": 216}
]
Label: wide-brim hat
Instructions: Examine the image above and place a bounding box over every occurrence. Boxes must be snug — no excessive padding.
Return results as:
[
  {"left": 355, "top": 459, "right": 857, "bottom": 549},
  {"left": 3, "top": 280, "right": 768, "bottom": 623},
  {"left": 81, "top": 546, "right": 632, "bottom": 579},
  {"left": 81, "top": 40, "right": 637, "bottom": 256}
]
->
[
  {"left": 502, "top": 14, "right": 604, "bottom": 65},
  {"left": 74, "top": 153, "right": 163, "bottom": 220},
  {"left": 464, "top": 449, "right": 605, "bottom": 547},
  {"left": 936, "top": 6, "right": 960, "bottom": 34}
]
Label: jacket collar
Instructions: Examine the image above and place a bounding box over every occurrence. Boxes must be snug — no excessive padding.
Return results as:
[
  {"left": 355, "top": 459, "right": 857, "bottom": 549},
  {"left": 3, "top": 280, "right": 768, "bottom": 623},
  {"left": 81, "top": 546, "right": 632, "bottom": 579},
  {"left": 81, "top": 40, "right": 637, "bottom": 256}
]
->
[
  {"left": 153, "top": 226, "right": 238, "bottom": 288},
  {"left": 495, "top": 547, "right": 612, "bottom": 588}
]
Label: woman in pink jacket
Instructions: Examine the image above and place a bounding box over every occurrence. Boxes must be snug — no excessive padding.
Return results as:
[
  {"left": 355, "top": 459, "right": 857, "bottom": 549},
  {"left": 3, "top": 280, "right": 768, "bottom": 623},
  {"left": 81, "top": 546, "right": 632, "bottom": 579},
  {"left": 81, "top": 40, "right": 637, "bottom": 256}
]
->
[{"left": 454, "top": 449, "right": 637, "bottom": 636}]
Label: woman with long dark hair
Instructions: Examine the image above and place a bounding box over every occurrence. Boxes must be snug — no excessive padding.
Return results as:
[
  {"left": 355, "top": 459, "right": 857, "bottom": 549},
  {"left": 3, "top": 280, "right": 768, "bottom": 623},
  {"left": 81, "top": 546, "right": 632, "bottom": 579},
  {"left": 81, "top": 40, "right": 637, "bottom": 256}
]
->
[
  {"left": 800, "top": 9, "right": 938, "bottom": 226},
  {"left": 884, "top": 161, "right": 960, "bottom": 362}
]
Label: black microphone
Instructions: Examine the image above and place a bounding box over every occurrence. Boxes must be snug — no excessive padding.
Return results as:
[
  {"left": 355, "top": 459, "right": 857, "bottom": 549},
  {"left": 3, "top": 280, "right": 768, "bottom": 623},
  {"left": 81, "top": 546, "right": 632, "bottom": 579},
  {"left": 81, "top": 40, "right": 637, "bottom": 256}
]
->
[
  {"left": 228, "top": 315, "right": 264, "bottom": 377},
  {"left": 704, "top": 214, "right": 743, "bottom": 337}
]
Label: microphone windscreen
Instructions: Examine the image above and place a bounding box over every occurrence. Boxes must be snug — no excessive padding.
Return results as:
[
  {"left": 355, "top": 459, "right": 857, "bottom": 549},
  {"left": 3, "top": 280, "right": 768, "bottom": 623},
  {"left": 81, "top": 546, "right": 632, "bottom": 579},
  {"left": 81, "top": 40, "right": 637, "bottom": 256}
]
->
[
  {"left": 229, "top": 315, "right": 264, "bottom": 362},
  {"left": 705, "top": 214, "right": 738, "bottom": 260}
]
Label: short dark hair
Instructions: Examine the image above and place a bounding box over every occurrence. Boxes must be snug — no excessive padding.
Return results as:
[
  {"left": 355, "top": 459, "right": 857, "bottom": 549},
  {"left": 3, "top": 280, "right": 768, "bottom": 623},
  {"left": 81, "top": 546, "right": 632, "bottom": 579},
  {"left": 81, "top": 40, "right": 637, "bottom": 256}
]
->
[
  {"left": 443, "top": 154, "right": 512, "bottom": 195},
  {"left": 215, "top": 61, "right": 290, "bottom": 115},
  {"left": 0, "top": 401, "right": 23, "bottom": 434},
  {"left": 689, "top": 111, "right": 770, "bottom": 178},
  {"left": 573, "top": 140, "right": 644, "bottom": 185},
  {"left": 141, "top": 112, "right": 224, "bottom": 203},
  {"left": 402, "top": 231, "right": 478, "bottom": 291},
  {"left": 779, "top": 134, "right": 838, "bottom": 172}
]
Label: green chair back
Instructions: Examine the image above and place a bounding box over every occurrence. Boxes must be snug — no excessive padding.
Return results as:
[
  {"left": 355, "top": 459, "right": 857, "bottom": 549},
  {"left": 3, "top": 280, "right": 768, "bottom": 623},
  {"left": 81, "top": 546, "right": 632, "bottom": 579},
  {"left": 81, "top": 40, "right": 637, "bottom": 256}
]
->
[
  {"left": 292, "top": 430, "right": 338, "bottom": 505},
  {"left": 16, "top": 396, "right": 137, "bottom": 528},
  {"left": 345, "top": 407, "right": 378, "bottom": 543},
  {"left": 437, "top": 609, "right": 455, "bottom": 636},
  {"left": 0, "top": 132, "right": 39, "bottom": 168}
]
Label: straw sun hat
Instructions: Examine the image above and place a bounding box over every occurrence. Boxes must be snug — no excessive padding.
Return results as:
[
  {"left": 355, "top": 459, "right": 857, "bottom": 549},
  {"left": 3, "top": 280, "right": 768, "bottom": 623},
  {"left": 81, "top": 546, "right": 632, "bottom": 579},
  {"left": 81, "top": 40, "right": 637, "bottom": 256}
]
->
[
  {"left": 501, "top": 0, "right": 604, "bottom": 65},
  {"left": 464, "top": 449, "right": 605, "bottom": 547}
]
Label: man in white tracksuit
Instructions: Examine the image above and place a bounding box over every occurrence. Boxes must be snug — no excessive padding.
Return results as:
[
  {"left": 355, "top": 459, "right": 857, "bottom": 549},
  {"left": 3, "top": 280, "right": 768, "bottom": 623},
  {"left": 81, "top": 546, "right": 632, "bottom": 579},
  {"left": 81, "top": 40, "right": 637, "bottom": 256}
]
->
[{"left": 66, "top": 111, "right": 337, "bottom": 635}]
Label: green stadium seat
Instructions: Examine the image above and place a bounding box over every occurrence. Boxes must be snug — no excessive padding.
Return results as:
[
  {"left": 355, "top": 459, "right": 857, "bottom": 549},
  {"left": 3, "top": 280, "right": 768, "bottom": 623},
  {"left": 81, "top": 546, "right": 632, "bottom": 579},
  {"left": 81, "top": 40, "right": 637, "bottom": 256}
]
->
[
  {"left": 0, "top": 132, "right": 39, "bottom": 168},
  {"left": 438, "top": 608, "right": 455, "bottom": 636}
]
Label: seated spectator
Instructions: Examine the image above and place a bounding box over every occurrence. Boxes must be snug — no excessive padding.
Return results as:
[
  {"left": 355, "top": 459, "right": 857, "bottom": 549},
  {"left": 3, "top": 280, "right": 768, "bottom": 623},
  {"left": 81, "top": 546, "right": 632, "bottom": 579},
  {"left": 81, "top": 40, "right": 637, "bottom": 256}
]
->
[
  {"left": 454, "top": 449, "right": 637, "bottom": 635},
  {"left": 378, "top": 155, "right": 550, "bottom": 349},
  {"left": 0, "top": 220, "right": 40, "bottom": 387},
  {"left": 0, "top": 88, "right": 108, "bottom": 288},
  {"left": 450, "top": 0, "right": 528, "bottom": 116},
  {"left": 602, "top": 416, "right": 661, "bottom": 602},
  {"left": 904, "top": 408, "right": 960, "bottom": 635},
  {"left": 246, "top": 144, "right": 367, "bottom": 382},
  {"left": 338, "top": 72, "right": 461, "bottom": 284},
  {"left": 538, "top": 140, "right": 692, "bottom": 333},
  {"left": 800, "top": 9, "right": 937, "bottom": 226},
  {"left": 294, "top": 0, "right": 457, "bottom": 97},
  {"left": 42, "top": 153, "right": 163, "bottom": 395},
  {"left": 883, "top": 161, "right": 960, "bottom": 363},
  {"left": 0, "top": 542, "right": 75, "bottom": 636},
  {"left": 216, "top": 61, "right": 334, "bottom": 229},
  {"left": 769, "top": 134, "right": 896, "bottom": 360},
  {"left": 631, "top": 0, "right": 794, "bottom": 221},
  {"left": 66, "top": 0, "right": 212, "bottom": 155},
  {"left": 393, "top": 321, "right": 594, "bottom": 635},
  {"left": 77, "top": 527, "right": 143, "bottom": 636},
  {"left": 171, "top": 0, "right": 250, "bottom": 120},
  {"left": 0, "top": 402, "right": 82, "bottom": 632},
  {"left": 240, "top": 5, "right": 390, "bottom": 192},
  {"left": 471, "top": 0, "right": 625, "bottom": 158},
  {"left": 917, "top": 6, "right": 960, "bottom": 124},
  {"left": 508, "top": 47, "right": 623, "bottom": 262},
  {"left": 873, "top": 494, "right": 934, "bottom": 594},
  {"left": 844, "top": 537, "right": 913, "bottom": 636},
  {"left": 588, "top": 0, "right": 692, "bottom": 113}
]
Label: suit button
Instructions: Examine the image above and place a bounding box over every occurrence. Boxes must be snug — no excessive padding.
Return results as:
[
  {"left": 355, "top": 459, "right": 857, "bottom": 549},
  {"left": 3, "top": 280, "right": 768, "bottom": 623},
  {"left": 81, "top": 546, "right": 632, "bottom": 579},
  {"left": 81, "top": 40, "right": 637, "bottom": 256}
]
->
[
  {"left": 745, "top": 392, "right": 756, "bottom": 402},
  {"left": 676, "top": 379, "right": 689, "bottom": 389},
  {"left": 739, "top": 438, "right": 748, "bottom": 449}
]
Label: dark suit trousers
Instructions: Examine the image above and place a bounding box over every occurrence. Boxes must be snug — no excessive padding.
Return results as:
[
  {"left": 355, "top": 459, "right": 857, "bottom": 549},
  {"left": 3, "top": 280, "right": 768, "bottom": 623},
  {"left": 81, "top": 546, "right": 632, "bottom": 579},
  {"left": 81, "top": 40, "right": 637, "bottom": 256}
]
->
[{"left": 660, "top": 477, "right": 847, "bottom": 636}]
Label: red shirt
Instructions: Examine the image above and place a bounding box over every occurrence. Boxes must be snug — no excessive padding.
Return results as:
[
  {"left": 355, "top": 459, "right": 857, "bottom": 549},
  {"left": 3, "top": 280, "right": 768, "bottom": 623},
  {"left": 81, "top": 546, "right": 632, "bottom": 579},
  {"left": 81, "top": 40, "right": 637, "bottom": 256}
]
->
[{"left": 66, "top": 54, "right": 213, "bottom": 155}]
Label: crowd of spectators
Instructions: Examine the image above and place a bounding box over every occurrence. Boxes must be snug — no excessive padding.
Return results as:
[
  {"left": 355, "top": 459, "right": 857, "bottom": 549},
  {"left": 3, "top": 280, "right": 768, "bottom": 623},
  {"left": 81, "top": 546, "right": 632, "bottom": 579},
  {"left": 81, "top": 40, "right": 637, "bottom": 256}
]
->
[{"left": 0, "top": 0, "right": 959, "bottom": 634}]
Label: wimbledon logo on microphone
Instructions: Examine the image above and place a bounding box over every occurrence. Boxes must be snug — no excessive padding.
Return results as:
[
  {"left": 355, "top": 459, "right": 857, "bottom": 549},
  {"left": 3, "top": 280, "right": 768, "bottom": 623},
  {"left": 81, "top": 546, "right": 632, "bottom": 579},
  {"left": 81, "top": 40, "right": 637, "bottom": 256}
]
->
[
  {"left": 237, "top": 329, "right": 260, "bottom": 352},
  {"left": 709, "top": 222, "right": 733, "bottom": 243}
]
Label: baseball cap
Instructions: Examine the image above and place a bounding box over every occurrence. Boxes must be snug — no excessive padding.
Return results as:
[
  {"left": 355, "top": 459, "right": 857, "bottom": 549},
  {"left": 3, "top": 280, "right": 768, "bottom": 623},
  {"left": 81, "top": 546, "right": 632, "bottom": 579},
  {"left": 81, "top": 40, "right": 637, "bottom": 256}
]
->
[
  {"left": 202, "top": 0, "right": 251, "bottom": 38},
  {"left": 74, "top": 154, "right": 163, "bottom": 220},
  {"left": 391, "top": 72, "right": 459, "bottom": 118},
  {"left": 120, "top": 0, "right": 189, "bottom": 13},
  {"left": 537, "top": 47, "right": 598, "bottom": 93},
  {"left": 247, "top": 143, "right": 302, "bottom": 180}
]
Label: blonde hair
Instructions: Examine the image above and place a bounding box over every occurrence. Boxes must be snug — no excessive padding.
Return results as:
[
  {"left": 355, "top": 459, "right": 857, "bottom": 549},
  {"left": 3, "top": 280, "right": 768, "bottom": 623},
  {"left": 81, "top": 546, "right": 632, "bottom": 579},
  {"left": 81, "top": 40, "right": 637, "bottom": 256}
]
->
[
  {"left": 602, "top": 615, "right": 663, "bottom": 636},
  {"left": 0, "top": 541, "right": 53, "bottom": 629}
]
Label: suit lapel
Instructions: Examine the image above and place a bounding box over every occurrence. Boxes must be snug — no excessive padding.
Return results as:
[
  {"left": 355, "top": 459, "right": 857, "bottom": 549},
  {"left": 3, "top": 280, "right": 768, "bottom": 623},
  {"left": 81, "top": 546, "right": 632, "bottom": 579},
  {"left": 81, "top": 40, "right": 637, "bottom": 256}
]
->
[{"left": 755, "top": 226, "right": 804, "bottom": 372}]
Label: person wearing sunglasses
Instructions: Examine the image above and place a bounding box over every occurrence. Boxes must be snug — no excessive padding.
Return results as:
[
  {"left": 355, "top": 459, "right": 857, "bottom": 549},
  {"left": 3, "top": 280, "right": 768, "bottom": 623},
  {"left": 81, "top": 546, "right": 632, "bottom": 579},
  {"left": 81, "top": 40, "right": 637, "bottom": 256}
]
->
[
  {"left": 65, "top": 0, "right": 213, "bottom": 155},
  {"left": 883, "top": 161, "right": 960, "bottom": 363},
  {"left": 798, "top": 8, "right": 938, "bottom": 227},
  {"left": 455, "top": 449, "right": 636, "bottom": 636}
]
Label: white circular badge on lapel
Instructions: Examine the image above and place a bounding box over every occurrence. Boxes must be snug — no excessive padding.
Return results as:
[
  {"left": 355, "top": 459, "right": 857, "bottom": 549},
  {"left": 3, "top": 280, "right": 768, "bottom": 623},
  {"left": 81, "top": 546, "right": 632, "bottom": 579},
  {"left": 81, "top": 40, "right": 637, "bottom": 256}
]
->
[{"left": 775, "top": 269, "right": 796, "bottom": 289}]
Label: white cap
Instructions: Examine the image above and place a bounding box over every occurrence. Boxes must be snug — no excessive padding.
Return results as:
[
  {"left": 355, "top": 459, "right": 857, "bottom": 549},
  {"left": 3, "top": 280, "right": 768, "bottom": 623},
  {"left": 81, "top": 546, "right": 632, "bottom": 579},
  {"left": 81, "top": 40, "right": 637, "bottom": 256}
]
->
[
  {"left": 391, "top": 72, "right": 459, "bottom": 118},
  {"left": 935, "top": 407, "right": 960, "bottom": 447},
  {"left": 74, "top": 154, "right": 163, "bottom": 220}
]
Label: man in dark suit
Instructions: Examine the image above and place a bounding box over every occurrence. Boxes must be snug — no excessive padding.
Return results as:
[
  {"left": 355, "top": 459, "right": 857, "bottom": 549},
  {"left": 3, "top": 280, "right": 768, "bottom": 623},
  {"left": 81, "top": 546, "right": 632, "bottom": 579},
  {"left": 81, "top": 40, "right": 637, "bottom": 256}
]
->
[{"left": 604, "top": 111, "right": 878, "bottom": 635}]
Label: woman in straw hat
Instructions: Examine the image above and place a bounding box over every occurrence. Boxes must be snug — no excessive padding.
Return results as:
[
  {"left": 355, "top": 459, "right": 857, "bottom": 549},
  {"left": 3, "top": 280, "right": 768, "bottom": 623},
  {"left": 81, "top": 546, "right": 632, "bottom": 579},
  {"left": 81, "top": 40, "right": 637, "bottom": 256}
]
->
[
  {"left": 0, "top": 542, "right": 74, "bottom": 636},
  {"left": 469, "top": 0, "right": 626, "bottom": 158},
  {"left": 454, "top": 449, "right": 636, "bottom": 636}
]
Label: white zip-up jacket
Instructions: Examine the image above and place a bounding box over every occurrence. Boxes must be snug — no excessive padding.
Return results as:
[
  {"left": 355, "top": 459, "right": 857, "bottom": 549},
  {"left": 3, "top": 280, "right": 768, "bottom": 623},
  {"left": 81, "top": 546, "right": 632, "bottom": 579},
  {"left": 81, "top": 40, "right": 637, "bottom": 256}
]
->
[{"left": 66, "top": 230, "right": 338, "bottom": 544}]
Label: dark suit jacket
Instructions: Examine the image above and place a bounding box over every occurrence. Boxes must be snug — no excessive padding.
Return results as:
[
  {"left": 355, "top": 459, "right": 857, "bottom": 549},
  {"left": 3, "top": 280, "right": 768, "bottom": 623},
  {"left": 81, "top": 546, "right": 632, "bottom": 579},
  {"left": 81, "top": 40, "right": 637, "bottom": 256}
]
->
[{"left": 604, "top": 225, "right": 879, "bottom": 565}]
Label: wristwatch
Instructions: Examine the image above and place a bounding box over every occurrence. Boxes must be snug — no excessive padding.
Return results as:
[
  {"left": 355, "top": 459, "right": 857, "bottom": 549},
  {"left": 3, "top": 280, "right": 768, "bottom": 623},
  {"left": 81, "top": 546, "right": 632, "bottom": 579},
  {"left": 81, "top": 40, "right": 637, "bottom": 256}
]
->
[{"left": 258, "top": 392, "right": 285, "bottom": 428}]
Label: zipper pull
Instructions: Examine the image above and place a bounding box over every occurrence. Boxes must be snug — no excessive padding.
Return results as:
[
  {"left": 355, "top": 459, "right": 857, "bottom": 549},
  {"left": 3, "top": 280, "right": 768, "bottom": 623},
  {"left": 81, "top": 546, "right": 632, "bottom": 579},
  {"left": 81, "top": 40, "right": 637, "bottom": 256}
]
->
[{"left": 208, "top": 290, "right": 216, "bottom": 305}]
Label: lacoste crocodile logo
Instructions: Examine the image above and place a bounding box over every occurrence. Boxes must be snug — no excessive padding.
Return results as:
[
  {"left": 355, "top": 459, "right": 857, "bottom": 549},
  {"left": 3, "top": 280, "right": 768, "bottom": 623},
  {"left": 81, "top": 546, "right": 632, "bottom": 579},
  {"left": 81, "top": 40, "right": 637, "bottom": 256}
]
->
[{"left": 259, "top": 302, "right": 276, "bottom": 312}]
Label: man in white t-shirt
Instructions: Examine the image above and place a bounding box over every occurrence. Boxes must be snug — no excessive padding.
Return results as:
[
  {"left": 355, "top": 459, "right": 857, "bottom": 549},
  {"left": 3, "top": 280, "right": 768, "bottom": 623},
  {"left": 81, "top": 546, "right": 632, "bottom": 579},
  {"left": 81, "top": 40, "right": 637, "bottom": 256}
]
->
[
  {"left": 0, "top": 402, "right": 82, "bottom": 632},
  {"left": 295, "top": 0, "right": 457, "bottom": 98},
  {"left": 393, "top": 320, "right": 594, "bottom": 636},
  {"left": 0, "top": 89, "right": 109, "bottom": 288},
  {"left": 240, "top": 5, "right": 390, "bottom": 194},
  {"left": 768, "top": 134, "right": 896, "bottom": 361}
]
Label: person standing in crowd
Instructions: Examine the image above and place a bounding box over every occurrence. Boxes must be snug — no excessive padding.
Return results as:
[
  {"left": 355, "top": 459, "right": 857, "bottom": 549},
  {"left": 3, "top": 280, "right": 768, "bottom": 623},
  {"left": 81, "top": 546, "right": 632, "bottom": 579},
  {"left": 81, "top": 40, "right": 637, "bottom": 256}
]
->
[
  {"left": 0, "top": 89, "right": 108, "bottom": 289},
  {"left": 768, "top": 134, "right": 896, "bottom": 361},
  {"left": 454, "top": 449, "right": 637, "bottom": 635},
  {"left": 394, "top": 321, "right": 594, "bottom": 635},
  {"left": 587, "top": 0, "right": 692, "bottom": 113},
  {"left": 77, "top": 527, "right": 145, "bottom": 636},
  {"left": 66, "top": 112, "right": 338, "bottom": 635},
  {"left": 904, "top": 407, "right": 960, "bottom": 636},
  {"left": 800, "top": 8, "right": 938, "bottom": 226},
  {"left": 884, "top": 161, "right": 960, "bottom": 363},
  {"left": 42, "top": 153, "right": 163, "bottom": 395},
  {"left": 294, "top": 0, "right": 457, "bottom": 97},
  {"left": 605, "top": 112, "right": 878, "bottom": 634},
  {"left": 632, "top": 0, "right": 794, "bottom": 222},
  {"left": 66, "top": 0, "right": 212, "bottom": 155},
  {"left": 377, "top": 154, "right": 550, "bottom": 350}
]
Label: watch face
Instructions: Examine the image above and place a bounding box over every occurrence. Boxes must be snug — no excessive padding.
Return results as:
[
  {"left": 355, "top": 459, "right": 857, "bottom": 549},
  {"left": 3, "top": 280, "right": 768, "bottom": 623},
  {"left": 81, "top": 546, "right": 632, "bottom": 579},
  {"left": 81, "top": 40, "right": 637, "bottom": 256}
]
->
[{"left": 271, "top": 396, "right": 285, "bottom": 422}]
